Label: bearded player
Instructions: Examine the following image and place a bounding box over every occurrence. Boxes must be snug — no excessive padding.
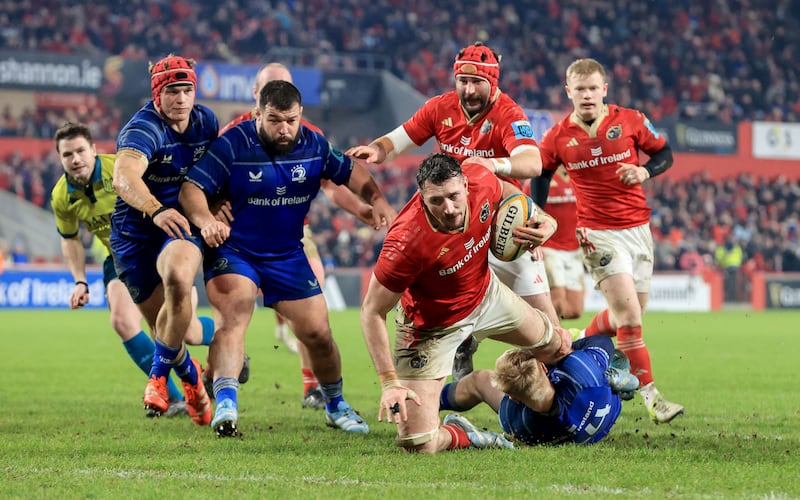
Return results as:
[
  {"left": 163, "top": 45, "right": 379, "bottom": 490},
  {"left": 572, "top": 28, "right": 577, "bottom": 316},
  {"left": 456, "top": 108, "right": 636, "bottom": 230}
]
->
[{"left": 346, "top": 42, "right": 560, "bottom": 381}]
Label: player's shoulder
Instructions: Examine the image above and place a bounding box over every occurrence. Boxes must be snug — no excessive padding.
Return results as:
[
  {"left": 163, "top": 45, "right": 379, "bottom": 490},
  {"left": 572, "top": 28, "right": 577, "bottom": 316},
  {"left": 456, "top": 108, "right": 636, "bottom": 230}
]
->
[{"left": 607, "top": 104, "right": 643, "bottom": 120}]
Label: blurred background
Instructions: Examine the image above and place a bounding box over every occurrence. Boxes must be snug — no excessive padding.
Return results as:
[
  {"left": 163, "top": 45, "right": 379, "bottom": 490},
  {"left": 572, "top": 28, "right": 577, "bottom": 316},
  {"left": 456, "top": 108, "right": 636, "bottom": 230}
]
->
[{"left": 1, "top": 0, "right": 798, "bottom": 311}]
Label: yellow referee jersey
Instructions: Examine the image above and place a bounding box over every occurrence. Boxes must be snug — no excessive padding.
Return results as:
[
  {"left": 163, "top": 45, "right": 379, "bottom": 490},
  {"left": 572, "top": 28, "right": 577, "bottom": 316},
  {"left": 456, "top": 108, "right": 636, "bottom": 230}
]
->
[{"left": 51, "top": 153, "right": 117, "bottom": 253}]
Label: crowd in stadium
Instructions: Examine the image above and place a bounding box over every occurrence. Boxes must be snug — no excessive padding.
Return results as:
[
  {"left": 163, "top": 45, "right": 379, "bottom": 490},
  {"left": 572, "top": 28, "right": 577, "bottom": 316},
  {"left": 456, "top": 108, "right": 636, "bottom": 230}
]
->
[{"left": 1, "top": 0, "right": 799, "bottom": 295}]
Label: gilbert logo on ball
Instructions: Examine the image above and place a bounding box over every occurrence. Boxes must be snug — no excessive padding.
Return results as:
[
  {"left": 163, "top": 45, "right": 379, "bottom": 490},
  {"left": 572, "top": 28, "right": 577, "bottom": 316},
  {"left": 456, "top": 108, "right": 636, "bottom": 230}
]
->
[{"left": 491, "top": 193, "right": 535, "bottom": 262}]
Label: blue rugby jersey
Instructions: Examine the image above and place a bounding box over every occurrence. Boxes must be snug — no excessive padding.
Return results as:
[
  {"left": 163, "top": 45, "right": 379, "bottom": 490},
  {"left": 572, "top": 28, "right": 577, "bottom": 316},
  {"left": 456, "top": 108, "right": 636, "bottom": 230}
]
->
[
  {"left": 185, "top": 120, "right": 353, "bottom": 259},
  {"left": 111, "top": 101, "right": 218, "bottom": 239},
  {"left": 499, "top": 337, "right": 622, "bottom": 446}
]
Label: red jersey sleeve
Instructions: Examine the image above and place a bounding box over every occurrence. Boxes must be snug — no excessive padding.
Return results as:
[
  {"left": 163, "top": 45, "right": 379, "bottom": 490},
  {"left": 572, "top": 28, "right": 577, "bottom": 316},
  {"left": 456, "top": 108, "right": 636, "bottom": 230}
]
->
[{"left": 401, "top": 96, "right": 443, "bottom": 147}]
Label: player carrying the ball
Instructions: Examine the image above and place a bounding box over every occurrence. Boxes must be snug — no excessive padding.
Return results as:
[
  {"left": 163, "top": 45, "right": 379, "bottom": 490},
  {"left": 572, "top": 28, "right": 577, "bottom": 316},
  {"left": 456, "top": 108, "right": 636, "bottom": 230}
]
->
[{"left": 360, "top": 152, "right": 564, "bottom": 454}]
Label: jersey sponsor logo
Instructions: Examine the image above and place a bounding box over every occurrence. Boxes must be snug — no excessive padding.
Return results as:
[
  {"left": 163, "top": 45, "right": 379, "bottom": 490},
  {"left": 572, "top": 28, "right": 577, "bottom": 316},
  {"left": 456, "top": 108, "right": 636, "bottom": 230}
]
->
[
  {"left": 291, "top": 165, "right": 307, "bottom": 183},
  {"left": 606, "top": 124, "right": 622, "bottom": 140},
  {"left": 247, "top": 193, "right": 311, "bottom": 207},
  {"left": 439, "top": 142, "right": 496, "bottom": 158},
  {"left": 102, "top": 178, "right": 115, "bottom": 193},
  {"left": 276, "top": 186, "right": 286, "bottom": 195},
  {"left": 511, "top": 120, "right": 534, "bottom": 139},
  {"left": 480, "top": 120, "right": 493, "bottom": 134},
  {"left": 590, "top": 146, "right": 602, "bottom": 157},
  {"left": 479, "top": 201, "right": 490, "bottom": 222},
  {"left": 464, "top": 237, "right": 475, "bottom": 251},
  {"left": 441, "top": 117, "right": 453, "bottom": 127},
  {"left": 567, "top": 137, "right": 579, "bottom": 147},
  {"left": 249, "top": 170, "right": 263, "bottom": 182},
  {"left": 162, "top": 154, "right": 173, "bottom": 164},
  {"left": 438, "top": 226, "right": 492, "bottom": 276},
  {"left": 460, "top": 136, "right": 471, "bottom": 146}
]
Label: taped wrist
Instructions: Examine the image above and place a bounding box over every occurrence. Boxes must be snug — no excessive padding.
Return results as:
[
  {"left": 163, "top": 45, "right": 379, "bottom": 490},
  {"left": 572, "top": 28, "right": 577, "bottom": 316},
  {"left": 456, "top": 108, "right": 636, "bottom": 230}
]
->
[
  {"left": 490, "top": 158, "right": 512, "bottom": 176},
  {"left": 379, "top": 371, "right": 418, "bottom": 400}
]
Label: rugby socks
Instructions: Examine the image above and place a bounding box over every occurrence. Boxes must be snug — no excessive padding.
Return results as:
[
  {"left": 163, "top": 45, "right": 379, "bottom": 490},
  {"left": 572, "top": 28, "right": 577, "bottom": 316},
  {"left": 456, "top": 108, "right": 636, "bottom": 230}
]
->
[
  {"left": 616, "top": 325, "right": 653, "bottom": 386},
  {"left": 302, "top": 368, "right": 319, "bottom": 395},
  {"left": 171, "top": 344, "right": 200, "bottom": 385},
  {"left": 199, "top": 316, "right": 215, "bottom": 346},
  {"left": 439, "top": 382, "right": 471, "bottom": 412},
  {"left": 124, "top": 332, "right": 182, "bottom": 400},
  {"left": 442, "top": 424, "right": 471, "bottom": 450},
  {"left": 585, "top": 308, "right": 615, "bottom": 337},
  {"left": 123, "top": 331, "right": 157, "bottom": 376},
  {"left": 213, "top": 376, "right": 239, "bottom": 408},
  {"left": 319, "top": 378, "right": 345, "bottom": 412}
]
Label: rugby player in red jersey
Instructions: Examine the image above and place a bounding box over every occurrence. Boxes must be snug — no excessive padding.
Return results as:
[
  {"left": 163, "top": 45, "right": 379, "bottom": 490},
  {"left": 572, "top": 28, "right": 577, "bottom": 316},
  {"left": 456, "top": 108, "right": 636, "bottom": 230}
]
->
[
  {"left": 536, "top": 58, "right": 683, "bottom": 424},
  {"left": 360, "top": 152, "right": 566, "bottom": 454},
  {"left": 347, "top": 42, "right": 560, "bottom": 381}
]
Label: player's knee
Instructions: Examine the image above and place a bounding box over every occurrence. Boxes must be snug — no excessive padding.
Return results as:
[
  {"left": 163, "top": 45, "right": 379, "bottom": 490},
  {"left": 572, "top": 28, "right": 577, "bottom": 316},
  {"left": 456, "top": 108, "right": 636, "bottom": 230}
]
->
[
  {"left": 109, "top": 313, "right": 141, "bottom": 340},
  {"left": 396, "top": 428, "right": 439, "bottom": 454}
]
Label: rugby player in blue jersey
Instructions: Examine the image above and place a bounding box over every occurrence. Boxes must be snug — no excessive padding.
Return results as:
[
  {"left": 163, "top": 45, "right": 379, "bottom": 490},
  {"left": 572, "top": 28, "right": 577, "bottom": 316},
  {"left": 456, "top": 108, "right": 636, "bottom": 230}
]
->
[
  {"left": 179, "top": 80, "right": 396, "bottom": 437},
  {"left": 439, "top": 335, "right": 638, "bottom": 446},
  {"left": 111, "top": 55, "right": 218, "bottom": 426}
]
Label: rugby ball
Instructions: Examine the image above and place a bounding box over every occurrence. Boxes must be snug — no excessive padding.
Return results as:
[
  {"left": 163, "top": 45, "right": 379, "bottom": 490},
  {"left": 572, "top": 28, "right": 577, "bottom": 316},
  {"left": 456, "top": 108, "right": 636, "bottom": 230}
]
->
[{"left": 490, "top": 193, "right": 535, "bottom": 262}]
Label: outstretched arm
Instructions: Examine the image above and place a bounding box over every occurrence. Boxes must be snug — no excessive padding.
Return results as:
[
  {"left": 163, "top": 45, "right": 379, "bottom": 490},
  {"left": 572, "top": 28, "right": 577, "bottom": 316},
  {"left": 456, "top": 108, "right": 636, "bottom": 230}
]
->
[
  {"left": 320, "top": 179, "right": 375, "bottom": 226},
  {"left": 345, "top": 162, "right": 398, "bottom": 229},
  {"left": 360, "top": 273, "right": 420, "bottom": 423},
  {"left": 179, "top": 181, "right": 229, "bottom": 247}
]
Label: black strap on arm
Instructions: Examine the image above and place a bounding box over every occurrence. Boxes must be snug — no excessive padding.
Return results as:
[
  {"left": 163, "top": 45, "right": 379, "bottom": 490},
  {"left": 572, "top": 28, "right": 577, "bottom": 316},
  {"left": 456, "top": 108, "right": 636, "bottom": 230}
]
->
[
  {"left": 530, "top": 167, "right": 556, "bottom": 209},
  {"left": 643, "top": 143, "right": 674, "bottom": 179}
]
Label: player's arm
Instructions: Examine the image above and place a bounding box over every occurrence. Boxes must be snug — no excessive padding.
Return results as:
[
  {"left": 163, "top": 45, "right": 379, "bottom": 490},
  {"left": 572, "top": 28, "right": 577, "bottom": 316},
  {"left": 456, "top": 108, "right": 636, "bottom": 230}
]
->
[
  {"left": 345, "top": 124, "right": 419, "bottom": 164},
  {"left": 60, "top": 236, "right": 90, "bottom": 309},
  {"left": 463, "top": 146, "right": 542, "bottom": 180},
  {"left": 617, "top": 143, "right": 674, "bottom": 185},
  {"left": 320, "top": 178, "right": 375, "bottom": 226},
  {"left": 179, "top": 181, "right": 229, "bottom": 248},
  {"left": 345, "top": 162, "right": 398, "bottom": 229},
  {"left": 529, "top": 167, "right": 556, "bottom": 208},
  {"left": 360, "top": 273, "right": 420, "bottom": 423},
  {"left": 112, "top": 150, "right": 191, "bottom": 239}
]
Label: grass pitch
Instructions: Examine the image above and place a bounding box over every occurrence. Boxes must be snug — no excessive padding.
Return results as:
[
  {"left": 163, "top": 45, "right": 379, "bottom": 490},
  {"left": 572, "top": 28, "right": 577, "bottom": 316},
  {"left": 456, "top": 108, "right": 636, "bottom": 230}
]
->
[{"left": 2, "top": 308, "right": 798, "bottom": 499}]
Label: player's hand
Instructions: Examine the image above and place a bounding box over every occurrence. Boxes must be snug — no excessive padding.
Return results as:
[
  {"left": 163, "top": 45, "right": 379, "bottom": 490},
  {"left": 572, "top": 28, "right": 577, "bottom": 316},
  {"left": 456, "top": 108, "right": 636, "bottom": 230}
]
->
[
  {"left": 200, "top": 221, "right": 230, "bottom": 247},
  {"left": 617, "top": 162, "right": 646, "bottom": 186},
  {"left": 152, "top": 208, "right": 192, "bottom": 239},
  {"left": 513, "top": 213, "right": 556, "bottom": 250},
  {"left": 379, "top": 385, "right": 421, "bottom": 424},
  {"left": 368, "top": 198, "right": 397, "bottom": 230},
  {"left": 345, "top": 145, "right": 383, "bottom": 164},
  {"left": 70, "top": 283, "right": 89, "bottom": 309},
  {"left": 210, "top": 199, "right": 234, "bottom": 226}
]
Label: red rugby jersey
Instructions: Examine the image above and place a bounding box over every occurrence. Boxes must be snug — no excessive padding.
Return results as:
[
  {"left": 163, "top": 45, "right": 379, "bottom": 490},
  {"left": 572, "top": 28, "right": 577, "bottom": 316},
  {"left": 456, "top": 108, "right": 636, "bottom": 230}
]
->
[{"left": 539, "top": 104, "right": 666, "bottom": 230}]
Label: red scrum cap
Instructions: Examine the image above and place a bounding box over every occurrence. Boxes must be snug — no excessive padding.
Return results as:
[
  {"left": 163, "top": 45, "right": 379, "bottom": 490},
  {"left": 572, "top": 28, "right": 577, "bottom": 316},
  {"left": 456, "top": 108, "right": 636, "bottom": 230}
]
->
[
  {"left": 453, "top": 42, "right": 501, "bottom": 97},
  {"left": 149, "top": 54, "right": 197, "bottom": 110}
]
